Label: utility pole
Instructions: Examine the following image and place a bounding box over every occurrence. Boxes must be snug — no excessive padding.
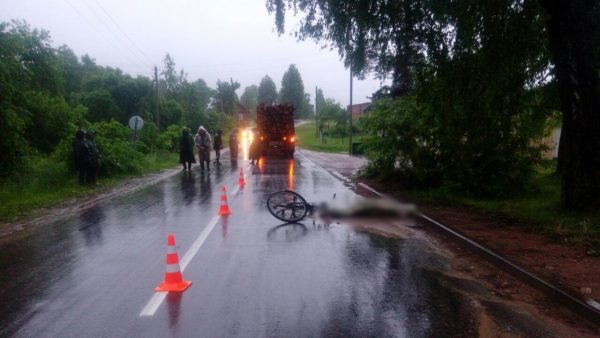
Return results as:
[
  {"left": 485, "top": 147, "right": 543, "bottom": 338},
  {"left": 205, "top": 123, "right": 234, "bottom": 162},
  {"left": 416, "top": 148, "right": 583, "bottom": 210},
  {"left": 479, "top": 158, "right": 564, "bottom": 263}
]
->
[
  {"left": 154, "top": 66, "right": 160, "bottom": 130},
  {"left": 349, "top": 66, "right": 353, "bottom": 155},
  {"left": 315, "top": 85, "right": 318, "bottom": 137}
]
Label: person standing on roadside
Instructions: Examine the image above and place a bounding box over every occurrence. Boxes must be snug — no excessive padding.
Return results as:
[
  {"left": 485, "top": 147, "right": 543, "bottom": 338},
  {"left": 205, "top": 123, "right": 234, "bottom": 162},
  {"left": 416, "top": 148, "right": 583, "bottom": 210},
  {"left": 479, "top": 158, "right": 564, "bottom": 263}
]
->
[
  {"left": 213, "top": 129, "right": 223, "bottom": 165},
  {"left": 180, "top": 127, "right": 196, "bottom": 171},
  {"left": 84, "top": 131, "right": 100, "bottom": 185},
  {"left": 249, "top": 128, "right": 260, "bottom": 165},
  {"left": 229, "top": 129, "right": 239, "bottom": 161},
  {"left": 195, "top": 126, "right": 212, "bottom": 172},
  {"left": 74, "top": 130, "right": 89, "bottom": 185}
]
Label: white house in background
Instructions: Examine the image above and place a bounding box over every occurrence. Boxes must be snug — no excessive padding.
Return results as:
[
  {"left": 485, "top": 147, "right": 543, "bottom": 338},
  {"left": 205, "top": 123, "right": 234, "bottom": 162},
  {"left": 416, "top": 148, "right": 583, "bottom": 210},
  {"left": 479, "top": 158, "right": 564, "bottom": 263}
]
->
[{"left": 540, "top": 127, "right": 561, "bottom": 159}]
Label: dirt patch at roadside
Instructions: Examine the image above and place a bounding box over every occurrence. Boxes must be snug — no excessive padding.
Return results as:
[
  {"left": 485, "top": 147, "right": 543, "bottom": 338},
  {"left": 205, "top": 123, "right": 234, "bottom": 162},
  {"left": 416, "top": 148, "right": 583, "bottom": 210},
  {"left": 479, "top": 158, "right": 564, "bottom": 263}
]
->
[{"left": 424, "top": 204, "right": 600, "bottom": 301}]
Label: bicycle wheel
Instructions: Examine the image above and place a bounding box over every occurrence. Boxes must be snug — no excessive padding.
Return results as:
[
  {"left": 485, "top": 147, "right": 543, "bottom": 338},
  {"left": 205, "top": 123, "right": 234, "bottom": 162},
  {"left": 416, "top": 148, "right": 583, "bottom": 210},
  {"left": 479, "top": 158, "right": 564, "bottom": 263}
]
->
[{"left": 267, "top": 190, "right": 308, "bottom": 222}]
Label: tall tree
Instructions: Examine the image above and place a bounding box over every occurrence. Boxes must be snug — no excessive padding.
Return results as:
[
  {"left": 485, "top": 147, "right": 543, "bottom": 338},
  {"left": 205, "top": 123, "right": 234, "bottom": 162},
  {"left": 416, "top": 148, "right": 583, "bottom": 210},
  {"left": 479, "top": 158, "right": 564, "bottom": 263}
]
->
[
  {"left": 267, "top": 0, "right": 560, "bottom": 198},
  {"left": 539, "top": 0, "right": 600, "bottom": 208},
  {"left": 56, "top": 45, "right": 83, "bottom": 97},
  {"left": 213, "top": 78, "right": 240, "bottom": 115},
  {"left": 179, "top": 79, "right": 214, "bottom": 127},
  {"left": 240, "top": 84, "right": 259, "bottom": 114},
  {"left": 279, "top": 64, "right": 308, "bottom": 118},
  {"left": 303, "top": 92, "right": 313, "bottom": 117},
  {"left": 267, "top": 0, "right": 423, "bottom": 97},
  {"left": 0, "top": 20, "right": 70, "bottom": 172},
  {"left": 258, "top": 75, "right": 278, "bottom": 105},
  {"left": 161, "top": 53, "right": 186, "bottom": 96}
]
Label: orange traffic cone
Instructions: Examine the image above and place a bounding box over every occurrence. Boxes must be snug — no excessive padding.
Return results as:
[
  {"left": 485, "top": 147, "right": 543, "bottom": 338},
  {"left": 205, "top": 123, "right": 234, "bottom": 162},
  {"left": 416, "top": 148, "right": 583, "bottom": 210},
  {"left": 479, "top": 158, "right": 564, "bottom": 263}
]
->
[
  {"left": 155, "top": 233, "right": 192, "bottom": 292},
  {"left": 218, "top": 185, "right": 232, "bottom": 215},
  {"left": 238, "top": 168, "right": 245, "bottom": 187}
]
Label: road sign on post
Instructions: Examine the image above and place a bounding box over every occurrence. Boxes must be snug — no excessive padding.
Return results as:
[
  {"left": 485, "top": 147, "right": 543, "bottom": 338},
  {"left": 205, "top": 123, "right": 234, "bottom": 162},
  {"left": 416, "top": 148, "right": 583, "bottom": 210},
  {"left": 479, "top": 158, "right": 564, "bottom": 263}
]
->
[{"left": 128, "top": 115, "right": 144, "bottom": 142}]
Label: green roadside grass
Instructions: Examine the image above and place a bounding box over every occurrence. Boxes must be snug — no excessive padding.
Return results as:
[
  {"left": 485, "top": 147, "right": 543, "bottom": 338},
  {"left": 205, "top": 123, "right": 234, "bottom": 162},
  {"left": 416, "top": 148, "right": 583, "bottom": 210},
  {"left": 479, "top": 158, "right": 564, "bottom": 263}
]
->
[
  {"left": 295, "top": 121, "right": 350, "bottom": 153},
  {"left": 0, "top": 151, "right": 178, "bottom": 222},
  {"left": 406, "top": 165, "right": 600, "bottom": 249}
]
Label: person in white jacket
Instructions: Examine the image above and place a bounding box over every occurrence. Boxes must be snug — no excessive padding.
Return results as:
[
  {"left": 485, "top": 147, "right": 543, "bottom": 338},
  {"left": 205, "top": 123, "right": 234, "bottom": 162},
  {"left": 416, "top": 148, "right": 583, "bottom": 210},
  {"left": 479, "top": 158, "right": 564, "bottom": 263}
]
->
[{"left": 195, "top": 126, "right": 212, "bottom": 172}]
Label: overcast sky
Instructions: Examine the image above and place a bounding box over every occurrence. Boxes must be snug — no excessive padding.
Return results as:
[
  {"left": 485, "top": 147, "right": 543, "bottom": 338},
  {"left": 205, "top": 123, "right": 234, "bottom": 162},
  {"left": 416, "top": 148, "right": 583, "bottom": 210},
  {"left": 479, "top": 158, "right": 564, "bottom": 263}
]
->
[{"left": 1, "top": 0, "right": 385, "bottom": 106}]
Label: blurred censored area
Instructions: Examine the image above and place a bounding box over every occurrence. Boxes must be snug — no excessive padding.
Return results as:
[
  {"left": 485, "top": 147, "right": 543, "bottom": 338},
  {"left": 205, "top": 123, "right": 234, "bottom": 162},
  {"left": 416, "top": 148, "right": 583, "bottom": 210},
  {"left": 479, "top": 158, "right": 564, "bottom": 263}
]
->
[{"left": 318, "top": 197, "right": 418, "bottom": 221}]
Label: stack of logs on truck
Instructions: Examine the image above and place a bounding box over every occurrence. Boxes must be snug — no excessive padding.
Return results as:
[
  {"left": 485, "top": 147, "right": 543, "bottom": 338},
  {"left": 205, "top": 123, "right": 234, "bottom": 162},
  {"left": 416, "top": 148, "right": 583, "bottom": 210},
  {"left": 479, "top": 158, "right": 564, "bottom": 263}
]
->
[{"left": 256, "top": 103, "right": 296, "bottom": 158}]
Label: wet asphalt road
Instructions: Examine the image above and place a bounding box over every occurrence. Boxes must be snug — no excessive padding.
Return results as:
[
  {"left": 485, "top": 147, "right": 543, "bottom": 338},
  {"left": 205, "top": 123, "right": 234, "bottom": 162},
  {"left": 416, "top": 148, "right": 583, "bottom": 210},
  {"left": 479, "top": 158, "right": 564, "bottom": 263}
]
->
[{"left": 0, "top": 152, "right": 556, "bottom": 337}]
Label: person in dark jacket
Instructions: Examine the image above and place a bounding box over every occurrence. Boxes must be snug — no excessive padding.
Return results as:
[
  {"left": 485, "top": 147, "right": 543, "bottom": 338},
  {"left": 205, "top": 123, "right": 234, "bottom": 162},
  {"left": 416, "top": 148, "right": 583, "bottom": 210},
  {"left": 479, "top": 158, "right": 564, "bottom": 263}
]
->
[
  {"left": 84, "top": 131, "right": 100, "bottom": 185},
  {"left": 73, "top": 130, "right": 89, "bottom": 185},
  {"left": 229, "top": 129, "right": 239, "bottom": 162},
  {"left": 249, "top": 128, "right": 260, "bottom": 165},
  {"left": 213, "top": 129, "right": 223, "bottom": 165},
  {"left": 179, "top": 128, "right": 196, "bottom": 170}
]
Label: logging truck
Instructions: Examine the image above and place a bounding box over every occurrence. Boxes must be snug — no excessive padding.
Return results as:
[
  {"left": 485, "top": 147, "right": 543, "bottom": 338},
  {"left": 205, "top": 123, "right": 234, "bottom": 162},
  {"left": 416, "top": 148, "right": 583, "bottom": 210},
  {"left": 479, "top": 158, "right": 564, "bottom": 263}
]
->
[{"left": 256, "top": 103, "right": 296, "bottom": 158}]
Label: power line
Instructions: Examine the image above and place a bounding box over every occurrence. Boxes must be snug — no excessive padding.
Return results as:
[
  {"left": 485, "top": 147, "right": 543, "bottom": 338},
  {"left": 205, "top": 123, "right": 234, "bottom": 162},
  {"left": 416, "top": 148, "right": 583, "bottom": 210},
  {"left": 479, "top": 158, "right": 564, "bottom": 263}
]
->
[
  {"left": 62, "top": 0, "right": 141, "bottom": 67},
  {"left": 77, "top": 0, "right": 153, "bottom": 69},
  {"left": 80, "top": 0, "right": 153, "bottom": 69},
  {"left": 92, "top": 0, "right": 155, "bottom": 66}
]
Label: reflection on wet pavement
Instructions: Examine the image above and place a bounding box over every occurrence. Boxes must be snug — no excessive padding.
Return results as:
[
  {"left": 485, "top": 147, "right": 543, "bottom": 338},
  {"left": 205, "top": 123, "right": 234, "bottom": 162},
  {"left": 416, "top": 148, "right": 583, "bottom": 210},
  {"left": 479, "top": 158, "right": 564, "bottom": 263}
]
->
[{"left": 0, "top": 155, "right": 571, "bottom": 337}]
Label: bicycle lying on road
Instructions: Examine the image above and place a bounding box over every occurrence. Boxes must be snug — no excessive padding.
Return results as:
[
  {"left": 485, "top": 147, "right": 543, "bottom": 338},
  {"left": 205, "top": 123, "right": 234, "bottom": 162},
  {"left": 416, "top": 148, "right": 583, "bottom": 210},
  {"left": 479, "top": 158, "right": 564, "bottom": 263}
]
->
[
  {"left": 266, "top": 190, "right": 417, "bottom": 223},
  {"left": 266, "top": 190, "right": 313, "bottom": 222}
]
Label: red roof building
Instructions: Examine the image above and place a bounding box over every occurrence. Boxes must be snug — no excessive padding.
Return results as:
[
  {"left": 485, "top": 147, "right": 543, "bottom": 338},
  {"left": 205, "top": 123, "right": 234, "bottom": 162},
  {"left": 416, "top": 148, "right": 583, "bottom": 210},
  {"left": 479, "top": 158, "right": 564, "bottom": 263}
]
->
[{"left": 347, "top": 102, "right": 372, "bottom": 119}]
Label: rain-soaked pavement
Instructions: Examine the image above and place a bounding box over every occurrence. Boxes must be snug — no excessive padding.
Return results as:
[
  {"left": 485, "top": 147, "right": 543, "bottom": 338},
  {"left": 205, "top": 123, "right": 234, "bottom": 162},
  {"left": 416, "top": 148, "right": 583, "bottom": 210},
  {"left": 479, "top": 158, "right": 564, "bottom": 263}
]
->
[{"left": 0, "top": 151, "right": 575, "bottom": 337}]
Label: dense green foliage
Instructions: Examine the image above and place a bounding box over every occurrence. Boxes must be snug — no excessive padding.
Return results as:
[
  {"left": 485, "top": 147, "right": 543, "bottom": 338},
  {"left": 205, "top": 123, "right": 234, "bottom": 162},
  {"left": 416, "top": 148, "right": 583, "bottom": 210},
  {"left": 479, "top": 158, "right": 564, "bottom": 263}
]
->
[
  {"left": 362, "top": 95, "right": 547, "bottom": 195},
  {"left": 318, "top": 98, "right": 349, "bottom": 138},
  {"left": 268, "top": 0, "right": 577, "bottom": 199},
  {"left": 296, "top": 89, "right": 354, "bottom": 153},
  {"left": 0, "top": 20, "right": 236, "bottom": 183}
]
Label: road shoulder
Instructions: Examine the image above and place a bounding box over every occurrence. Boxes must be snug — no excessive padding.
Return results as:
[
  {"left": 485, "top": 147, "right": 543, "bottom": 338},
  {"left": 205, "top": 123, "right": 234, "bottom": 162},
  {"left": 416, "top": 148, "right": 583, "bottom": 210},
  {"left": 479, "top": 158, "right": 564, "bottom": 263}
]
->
[{"left": 0, "top": 167, "right": 180, "bottom": 242}]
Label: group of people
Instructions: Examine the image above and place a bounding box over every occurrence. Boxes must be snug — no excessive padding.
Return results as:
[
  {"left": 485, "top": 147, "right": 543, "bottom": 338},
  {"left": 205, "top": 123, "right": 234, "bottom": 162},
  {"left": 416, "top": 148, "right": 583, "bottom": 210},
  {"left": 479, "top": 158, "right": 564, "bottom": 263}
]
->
[
  {"left": 73, "top": 130, "right": 100, "bottom": 185},
  {"left": 180, "top": 126, "right": 240, "bottom": 172},
  {"left": 73, "top": 125, "right": 250, "bottom": 183}
]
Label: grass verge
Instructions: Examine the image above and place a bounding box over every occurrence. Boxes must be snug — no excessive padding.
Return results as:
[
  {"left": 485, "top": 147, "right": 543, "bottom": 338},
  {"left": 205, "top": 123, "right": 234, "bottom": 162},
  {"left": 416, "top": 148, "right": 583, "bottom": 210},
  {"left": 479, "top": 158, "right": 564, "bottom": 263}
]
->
[
  {"left": 0, "top": 151, "right": 178, "bottom": 222},
  {"left": 296, "top": 121, "right": 352, "bottom": 153}
]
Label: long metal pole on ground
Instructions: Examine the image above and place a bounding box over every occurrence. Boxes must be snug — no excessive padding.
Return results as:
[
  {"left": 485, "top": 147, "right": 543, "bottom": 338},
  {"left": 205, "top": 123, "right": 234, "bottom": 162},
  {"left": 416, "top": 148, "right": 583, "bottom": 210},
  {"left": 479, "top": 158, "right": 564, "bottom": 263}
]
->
[{"left": 349, "top": 67, "right": 353, "bottom": 155}]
